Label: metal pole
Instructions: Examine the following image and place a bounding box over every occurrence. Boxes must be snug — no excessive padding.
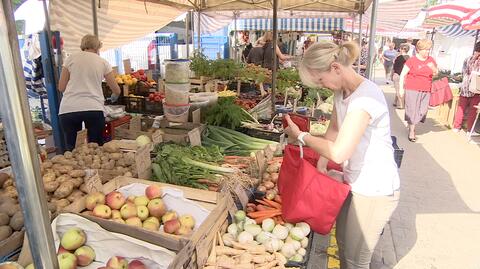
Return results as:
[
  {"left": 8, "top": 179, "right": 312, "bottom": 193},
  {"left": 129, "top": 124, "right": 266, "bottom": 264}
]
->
[
  {"left": 366, "top": 0, "right": 379, "bottom": 79},
  {"left": 474, "top": 29, "right": 480, "bottom": 54},
  {"left": 42, "top": 0, "right": 58, "bottom": 81},
  {"left": 357, "top": 12, "right": 363, "bottom": 72},
  {"left": 92, "top": 0, "right": 98, "bottom": 36},
  {"left": 351, "top": 14, "right": 355, "bottom": 41},
  {"left": 0, "top": 2, "right": 58, "bottom": 269},
  {"left": 185, "top": 12, "right": 190, "bottom": 58},
  {"left": 234, "top": 11, "right": 238, "bottom": 62},
  {"left": 197, "top": 10, "right": 201, "bottom": 51},
  {"left": 271, "top": 0, "right": 278, "bottom": 114}
]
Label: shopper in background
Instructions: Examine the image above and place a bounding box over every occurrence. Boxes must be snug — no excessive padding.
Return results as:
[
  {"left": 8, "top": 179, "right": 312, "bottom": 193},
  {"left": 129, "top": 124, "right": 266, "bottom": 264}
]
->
[
  {"left": 261, "top": 32, "right": 292, "bottom": 70},
  {"left": 246, "top": 38, "right": 266, "bottom": 66},
  {"left": 392, "top": 43, "right": 410, "bottom": 109},
  {"left": 399, "top": 39, "right": 438, "bottom": 142},
  {"left": 382, "top": 42, "right": 398, "bottom": 84},
  {"left": 406, "top": 37, "right": 416, "bottom": 57},
  {"left": 285, "top": 41, "right": 399, "bottom": 269},
  {"left": 58, "top": 34, "right": 121, "bottom": 151},
  {"left": 358, "top": 39, "right": 369, "bottom": 77},
  {"left": 453, "top": 41, "right": 480, "bottom": 135}
]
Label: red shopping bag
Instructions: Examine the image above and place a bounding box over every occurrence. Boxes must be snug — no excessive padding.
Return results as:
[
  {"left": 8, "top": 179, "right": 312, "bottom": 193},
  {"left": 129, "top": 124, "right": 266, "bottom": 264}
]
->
[
  {"left": 278, "top": 145, "right": 351, "bottom": 235},
  {"left": 429, "top": 77, "right": 453, "bottom": 107}
]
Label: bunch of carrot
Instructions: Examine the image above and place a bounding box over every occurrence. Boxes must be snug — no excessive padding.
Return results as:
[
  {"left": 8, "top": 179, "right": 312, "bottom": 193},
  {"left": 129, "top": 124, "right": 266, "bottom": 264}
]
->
[{"left": 246, "top": 195, "right": 285, "bottom": 225}]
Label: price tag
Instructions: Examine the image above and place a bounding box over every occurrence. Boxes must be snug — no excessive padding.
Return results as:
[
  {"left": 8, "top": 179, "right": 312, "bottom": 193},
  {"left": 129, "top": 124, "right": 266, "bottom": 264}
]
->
[
  {"left": 85, "top": 172, "right": 102, "bottom": 194},
  {"left": 256, "top": 150, "right": 266, "bottom": 174},
  {"left": 264, "top": 145, "right": 274, "bottom": 161},
  {"left": 234, "top": 184, "right": 249, "bottom": 209},
  {"left": 135, "top": 144, "right": 152, "bottom": 179},
  {"left": 188, "top": 128, "right": 202, "bottom": 146},
  {"left": 130, "top": 116, "right": 141, "bottom": 131},
  {"left": 75, "top": 129, "right": 88, "bottom": 148},
  {"left": 152, "top": 130, "right": 163, "bottom": 145},
  {"left": 192, "top": 109, "right": 201, "bottom": 124}
]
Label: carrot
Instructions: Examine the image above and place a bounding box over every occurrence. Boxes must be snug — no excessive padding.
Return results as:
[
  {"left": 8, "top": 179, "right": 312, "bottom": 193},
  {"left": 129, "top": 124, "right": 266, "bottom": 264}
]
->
[
  {"left": 277, "top": 216, "right": 285, "bottom": 225},
  {"left": 254, "top": 215, "right": 272, "bottom": 224},
  {"left": 247, "top": 209, "right": 281, "bottom": 219},
  {"left": 255, "top": 199, "right": 272, "bottom": 207},
  {"left": 262, "top": 198, "right": 282, "bottom": 209},
  {"left": 256, "top": 204, "right": 274, "bottom": 211},
  {"left": 247, "top": 203, "right": 257, "bottom": 208}
]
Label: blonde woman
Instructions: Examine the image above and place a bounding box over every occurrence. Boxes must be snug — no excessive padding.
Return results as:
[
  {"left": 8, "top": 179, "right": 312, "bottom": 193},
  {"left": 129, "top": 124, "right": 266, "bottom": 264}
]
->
[
  {"left": 399, "top": 39, "right": 438, "bottom": 142},
  {"left": 58, "top": 34, "right": 121, "bottom": 151},
  {"left": 284, "top": 41, "right": 399, "bottom": 269}
]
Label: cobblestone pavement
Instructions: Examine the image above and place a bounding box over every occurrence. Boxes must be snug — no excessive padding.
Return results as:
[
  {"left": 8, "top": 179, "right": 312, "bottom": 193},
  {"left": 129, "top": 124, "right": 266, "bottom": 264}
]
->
[{"left": 372, "top": 81, "right": 480, "bottom": 269}]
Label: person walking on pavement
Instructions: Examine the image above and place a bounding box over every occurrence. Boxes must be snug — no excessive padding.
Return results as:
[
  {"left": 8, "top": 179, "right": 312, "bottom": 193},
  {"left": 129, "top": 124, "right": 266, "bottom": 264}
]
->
[
  {"left": 406, "top": 37, "right": 416, "bottom": 57},
  {"left": 399, "top": 39, "right": 438, "bottom": 142},
  {"left": 285, "top": 40, "right": 399, "bottom": 269},
  {"left": 382, "top": 42, "right": 398, "bottom": 84},
  {"left": 453, "top": 41, "right": 480, "bottom": 136},
  {"left": 392, "top": 44, "right": 410, "bottom": 109}
]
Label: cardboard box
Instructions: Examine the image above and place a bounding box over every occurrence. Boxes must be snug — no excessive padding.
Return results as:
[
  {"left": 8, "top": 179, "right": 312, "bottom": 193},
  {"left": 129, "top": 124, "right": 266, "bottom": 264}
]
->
[{"left": 61, "top": 176, "right": 234, "bottom": 268}]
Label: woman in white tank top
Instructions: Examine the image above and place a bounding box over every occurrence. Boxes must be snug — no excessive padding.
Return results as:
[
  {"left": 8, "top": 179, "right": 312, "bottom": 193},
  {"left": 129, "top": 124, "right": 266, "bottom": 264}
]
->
[{"left": 284, "top": 41, "right": 400, "bottom": 269}]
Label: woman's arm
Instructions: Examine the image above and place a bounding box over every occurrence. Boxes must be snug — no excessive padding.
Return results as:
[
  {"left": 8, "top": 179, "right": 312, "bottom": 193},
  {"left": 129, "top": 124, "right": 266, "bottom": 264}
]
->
[
  {"left": 316, "top": 108, "right": 339, "bottom": 172},
  {"left": 399, "top": 65, "right": 410, "bottom": 97},
  {"left": 276, "top": 46, "right": 291, "bottom": 61},
  {"left": 105, "top": 71, "right": 121, "bottom": 95},
  {"left": 285, "top": 110, "right": 370, "bottom": 164},
  {"left": 58, "top": 67, "right": 70, "bottom": 92}
]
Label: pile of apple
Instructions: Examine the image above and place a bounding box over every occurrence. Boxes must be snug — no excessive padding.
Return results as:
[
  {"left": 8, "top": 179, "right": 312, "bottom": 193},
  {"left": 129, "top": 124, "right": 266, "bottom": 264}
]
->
[
  {"left": 84, "top": 185, "right": 196, "bottom": 235},
  {"left": 23, "top": 227, "right": 148, "bottom": 269}
]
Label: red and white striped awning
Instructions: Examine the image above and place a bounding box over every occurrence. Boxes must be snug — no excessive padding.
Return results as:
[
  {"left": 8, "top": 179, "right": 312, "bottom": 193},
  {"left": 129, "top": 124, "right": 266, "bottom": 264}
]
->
[{"left": 425, "top": 1, "right": 480, "bottom": 29}]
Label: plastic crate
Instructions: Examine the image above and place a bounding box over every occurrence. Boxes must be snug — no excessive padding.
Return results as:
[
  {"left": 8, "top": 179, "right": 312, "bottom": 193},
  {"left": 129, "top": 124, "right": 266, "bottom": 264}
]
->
[
  {"left": 122, "top": 96, "right": 145, "bottom": 113},
  {"left": 391, "top": 136, "right": 404, "bottom": 168},
  {"left": 145, "top": 101, "right": 163, "bottom": 115}
]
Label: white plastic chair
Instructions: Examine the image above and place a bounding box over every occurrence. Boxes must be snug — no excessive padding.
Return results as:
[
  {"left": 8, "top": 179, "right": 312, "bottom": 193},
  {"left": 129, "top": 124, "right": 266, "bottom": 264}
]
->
[{"left": 467, "top": 105, "right": 480, "bottom": 143}]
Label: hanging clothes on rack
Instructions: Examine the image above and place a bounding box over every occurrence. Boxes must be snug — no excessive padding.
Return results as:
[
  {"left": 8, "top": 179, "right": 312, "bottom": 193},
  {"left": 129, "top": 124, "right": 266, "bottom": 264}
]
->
[{"left": 23, "top": 34, "right": 46, "bottom": 95}]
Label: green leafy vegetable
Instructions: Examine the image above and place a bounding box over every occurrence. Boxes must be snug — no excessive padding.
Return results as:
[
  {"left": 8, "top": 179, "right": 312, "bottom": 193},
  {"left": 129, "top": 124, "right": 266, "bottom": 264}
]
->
[{"left": 204, "top": 96, "right": 258, "bottom": 129}]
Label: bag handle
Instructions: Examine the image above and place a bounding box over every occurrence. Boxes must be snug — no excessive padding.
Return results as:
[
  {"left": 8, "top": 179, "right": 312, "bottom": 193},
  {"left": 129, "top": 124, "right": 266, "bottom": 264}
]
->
[{"left": 299, "top": 143, "right": 304, "bottom": 159}]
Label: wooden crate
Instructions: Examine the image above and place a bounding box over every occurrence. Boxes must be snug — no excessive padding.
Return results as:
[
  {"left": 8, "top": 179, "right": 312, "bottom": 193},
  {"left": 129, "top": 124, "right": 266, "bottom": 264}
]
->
[
  {"left": 190, "top": 77, "right": 212, "bottom": 91},
  {"left": 446, "top": 95, "right": 460, "bottom": 128},
  {"left": 61, "top": 176, "right": 235, "bottom": 269}
]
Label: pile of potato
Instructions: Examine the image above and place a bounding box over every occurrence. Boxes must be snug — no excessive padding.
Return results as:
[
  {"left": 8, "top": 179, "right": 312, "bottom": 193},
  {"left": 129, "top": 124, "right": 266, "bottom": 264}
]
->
[{"left": 0, "top": 141, "right": 138, "bottom": 242}]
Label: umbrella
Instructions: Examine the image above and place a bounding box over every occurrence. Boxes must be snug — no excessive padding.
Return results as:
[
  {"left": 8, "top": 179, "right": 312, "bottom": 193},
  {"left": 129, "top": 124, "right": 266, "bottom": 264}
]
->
[{"left": 425, "top": 1, "right": 480, "bottom": 29}]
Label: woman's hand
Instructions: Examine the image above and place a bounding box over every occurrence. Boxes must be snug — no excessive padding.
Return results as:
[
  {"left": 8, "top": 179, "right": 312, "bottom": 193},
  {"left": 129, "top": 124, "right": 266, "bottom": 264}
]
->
[
  {"left": 317, "top": 158, "right": 328, "bottom": 174},
  {"left": 283, "top": 115, "right": 301, "bottom": 141}
]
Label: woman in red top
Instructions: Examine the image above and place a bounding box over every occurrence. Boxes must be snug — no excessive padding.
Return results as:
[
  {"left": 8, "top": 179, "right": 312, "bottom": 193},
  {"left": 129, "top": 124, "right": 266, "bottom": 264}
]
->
[{"left": 399, "top": 39, "right": 438, "bottom": 142}]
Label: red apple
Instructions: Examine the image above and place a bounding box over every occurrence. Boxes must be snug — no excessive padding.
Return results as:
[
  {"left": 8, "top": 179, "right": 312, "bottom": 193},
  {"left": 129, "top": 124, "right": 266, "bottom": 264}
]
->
[
  {"left": 145, "top": 185, "right": 162, "bottom": 200},
  {"left": 163, "top": 219, "right": 181, "bottom": 234},
  {"left": 147, "top": 198, "right": 166, "bottom": 218},
  {"left": 106, "top": 256, "right": 128, "bottom": 269},
  {"left": 106, "top": 191, "right": 126, "bottom": 210},
  {"left": 85, "top": 192, "right": 106, "bottom": 211},
  {"left": 128, "top": 260, "right": 147, "bottom": 269}
]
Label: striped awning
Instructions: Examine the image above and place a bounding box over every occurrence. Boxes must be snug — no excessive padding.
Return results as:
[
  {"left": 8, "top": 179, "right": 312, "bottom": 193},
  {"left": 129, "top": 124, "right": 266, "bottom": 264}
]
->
[
  {"left": 437, "top": 23, "right": 478, "bottom": 38},
  {"left": 230, "top": 18, "right": 344, "bottom": 32}
]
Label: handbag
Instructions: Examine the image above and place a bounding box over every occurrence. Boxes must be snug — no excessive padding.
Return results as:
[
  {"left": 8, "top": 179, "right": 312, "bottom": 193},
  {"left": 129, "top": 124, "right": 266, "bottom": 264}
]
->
[
  {"left": 430, "top": 77, "right": 453, "bottom": 107},
  {"left": 278, "top": 145, "right": 351, "bottom": 235},
  {"left": 469, "top": 71, "right": 480, "bottom": 94}
]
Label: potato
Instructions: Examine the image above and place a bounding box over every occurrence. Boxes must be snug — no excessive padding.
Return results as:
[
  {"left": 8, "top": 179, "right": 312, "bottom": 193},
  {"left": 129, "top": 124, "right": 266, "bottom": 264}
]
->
[
  {"left": 103, "top": 141, "right": 119, "bottom": 153},
  {"left": 0, "top": 196, "right": 16, "bottom": 205},
  {"left": 124, "top": 172, "right": 133, "bottom": 177},
  {"left": 0, "top": 213, "right": 9, "bottom": 226},
  {"left": 116, "top": 158, "right": 126, "bottom": 167},
  {"left": 64, "top": 151, "right": 73, "bottom": 159},
  {"left": 72, "top": 148, "right": 79, "bottom": 155},
  {"left": 88, "top": 142, "right": 99, "bottom": 148},
  {"left": 43, "top": 181, "right": 59, "bottom": 193},
  {"left": 2, "top": 179, "right": 13, "bottom": 189},
  {"left": 4, "top": 186, "right": 18, "bottom": 199},
  {"left": 56, "top": 174, "right": 70, "bottom": 184},
  {"left": 0, "top": 225, "right": 12, "bottom": 241},
  {"left": 67, "top": 190, "right": 84, "bottom": 202},
  {"left": 109, "top": 152, "right": 122, "bottom": 161},
  {"left": 54, "top": 198, "right": 70, "bottom": 209},
  {"left": 100, "top": 155, "right": 109, "bottom": 163},
  {"left": 79, "top": 183, "right": 88, "bottom": 193},
  {"left": 9, "top": 211, "right": 23, "bottom": 231},
  {"left": 56, "top": 165, "right": 73, "bottom": 174},
  {"left": 115, "top": 166, "right": 126, "bottom": 174},
  {"left": 53, "top": 182, "right": 74, "bottom": 199},
  {"left": 51, "top": 155, "right": 67, "bottom": 163},
  {"left": 68, "top": 170, "right": 86, "bottom": 178},
  {"left": 0, "top": 173, "right": 10, "bottom": 187},
  {"left": 78, "top": 160, "right": 86, "bottom": 168},
  {"left": 42, "top": 172, "right": 56, "bottom": 184},
  {"left": 71, "top": 177, "right": 84, "bottom": 188},
  {"left": 0, "top": 202, "right": 17, "bottom": 217},
  {"left": 91, "top": 163, "right": 101, "bottom": 169}
]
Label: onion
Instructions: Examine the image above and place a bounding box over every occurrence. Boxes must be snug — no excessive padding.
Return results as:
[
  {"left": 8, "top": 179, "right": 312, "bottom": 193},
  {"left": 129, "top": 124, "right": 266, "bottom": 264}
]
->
[
  {"left": 270, "top": 172, "right": 279, "bottom": 183},
  {"left": 266, "top": 190, "right": 275, "bottom": 200},
  {"left": 262, "top": 172, "right": 271, "bottom": 180},
  {"left": 257, "top": 185, "right": 267, "bottom": 193},
  {"left": 135, "top": 135, "right": 151, "bottom": 147},
  {"left": 264, "top": 181, "right": 275, "bottom": 190}
]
